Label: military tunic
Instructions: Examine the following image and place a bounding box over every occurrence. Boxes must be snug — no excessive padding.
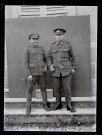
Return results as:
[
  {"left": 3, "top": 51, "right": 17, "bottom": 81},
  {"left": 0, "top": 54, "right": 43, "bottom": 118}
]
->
[
  {"left": 23, "top": 44, "right": 48, "bottom": 107},
  {"left": 23, "top": 45, "right": 47, "bottom": 77},
  {"left": 47, "top": 40, "right": 78, "bottom": 77},
  {"left": 47, "top": 40, "right": 78, "bottom": 104}
]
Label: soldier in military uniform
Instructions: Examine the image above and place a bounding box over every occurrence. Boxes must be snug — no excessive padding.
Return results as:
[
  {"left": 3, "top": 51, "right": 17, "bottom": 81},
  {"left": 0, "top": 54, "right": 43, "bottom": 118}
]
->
[
  {"left": 47, "top": 28, "right": 78, "bottom": 112},
  {"left": 23, "top": 33, "right": 50, "bottom": 117}
]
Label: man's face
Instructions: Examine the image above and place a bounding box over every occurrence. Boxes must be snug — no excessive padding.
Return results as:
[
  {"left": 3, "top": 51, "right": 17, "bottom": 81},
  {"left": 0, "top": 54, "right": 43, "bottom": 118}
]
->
[
  {"left": 55, "top": 34, "right": 64, "bottom": 42},
  {"left": 30, "top": 38, "right": 39, "bottom": 45}
]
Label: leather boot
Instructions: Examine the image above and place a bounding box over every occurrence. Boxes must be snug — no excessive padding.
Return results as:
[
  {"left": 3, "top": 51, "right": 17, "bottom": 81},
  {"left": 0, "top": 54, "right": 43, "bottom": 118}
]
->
[
  {"left": 26, "top": 92, "right": 32, "bottom": 117},
  {"left": 66, "top": 104, "right": 76, "bottom": 112},
  {"left": 26, "top": 105, "right": 31, "bottom": 117},
  {"left": 41, "top": 90, "right": 50, "bottom": 111},
  {"left": 43, "top": 104, "right": 50, "bottom": 111},
  {"left": 51, "top": 102, "right": 62, "bottom": 110}
]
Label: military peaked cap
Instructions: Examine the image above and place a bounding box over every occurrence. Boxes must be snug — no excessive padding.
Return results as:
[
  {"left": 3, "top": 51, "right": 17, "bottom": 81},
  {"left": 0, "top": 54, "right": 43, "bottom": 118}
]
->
[
  {"left": 54, "top": 28, "right": 66, "bottom": 34},
  {"left": 29, "top": 33, "right": 39, "bottom": 40}
]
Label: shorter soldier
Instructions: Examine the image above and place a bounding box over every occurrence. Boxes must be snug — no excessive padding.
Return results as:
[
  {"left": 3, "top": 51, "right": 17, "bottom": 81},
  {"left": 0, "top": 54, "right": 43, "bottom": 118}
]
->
[
  {"left": 23, "top": 33, "right": 50, "bottom": 117},
  {"left": 47, "top": 28, "right": 78, "bottom": 112}
]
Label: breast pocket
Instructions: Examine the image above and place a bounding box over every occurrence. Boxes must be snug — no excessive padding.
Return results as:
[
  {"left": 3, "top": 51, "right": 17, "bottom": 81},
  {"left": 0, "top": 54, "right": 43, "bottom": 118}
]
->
[
  {"left": 29, "top": 50, "right": 37, "bottom": 60},
  {"left": 61, "top": 49, "right": 69, "bottom": 58},
  {"left": 52, "top": 49, "right": 58, "bottom": 58},
  {"left": 39, "top": 51, "right": 44, "bottom": 59},
  {"left": 29, "top": 51, "right": 34, "bottom": 59}
]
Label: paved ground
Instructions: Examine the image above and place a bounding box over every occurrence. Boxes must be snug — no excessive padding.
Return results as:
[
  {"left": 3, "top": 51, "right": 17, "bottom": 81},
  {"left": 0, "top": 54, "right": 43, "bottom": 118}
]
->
[
  {"left": 4, "top": 123, "right": 96, "bottom": 132},
  {"left": 4, "top": 108, "right": 96, "bottom": 115}
]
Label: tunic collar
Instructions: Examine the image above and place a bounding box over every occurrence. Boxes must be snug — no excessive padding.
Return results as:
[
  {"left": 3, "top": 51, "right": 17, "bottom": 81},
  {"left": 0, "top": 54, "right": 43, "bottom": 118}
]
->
[
  {"left": 56, "top": 41, "right": 63, "bottom": 46},
  {"left": 32, "top": 45, "right": 39, "bottom": 48}
]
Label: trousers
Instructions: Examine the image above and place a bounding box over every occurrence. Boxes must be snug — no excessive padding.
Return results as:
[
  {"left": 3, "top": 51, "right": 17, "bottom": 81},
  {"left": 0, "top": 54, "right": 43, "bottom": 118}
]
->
[
  {"left": 53, "top": 73, "right": 72, "bottom": 105},
  {"left": 26, "top": 75, "right": 48, "bottom": 106}
]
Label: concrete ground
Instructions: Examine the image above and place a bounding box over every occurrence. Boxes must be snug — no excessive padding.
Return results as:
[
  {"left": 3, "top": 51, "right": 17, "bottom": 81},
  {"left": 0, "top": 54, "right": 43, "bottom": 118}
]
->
[
  {"left": 4, "top": 123, "right": 96, "bottom": 132},
  {"left": 4, "top": 96, "right": 96, "bottom": 132}
]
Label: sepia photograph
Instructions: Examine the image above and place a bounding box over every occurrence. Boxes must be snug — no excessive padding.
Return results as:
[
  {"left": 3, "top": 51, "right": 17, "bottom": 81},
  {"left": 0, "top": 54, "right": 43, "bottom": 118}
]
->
[{"left": 4, "top": 5, "right": 97, "bottom": 132}]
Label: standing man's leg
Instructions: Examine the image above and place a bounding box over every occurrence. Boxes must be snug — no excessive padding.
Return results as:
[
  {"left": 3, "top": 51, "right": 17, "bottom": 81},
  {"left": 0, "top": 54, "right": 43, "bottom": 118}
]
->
[
  {"left": 62, "top": 74, "right": 76, "bottom": 112},
  {"left": 38, "top": 75, "right": 50, "bottom": 111},
  {"left": 26, "top": 76, "right": 36, "bottom": 116},
  {"left": 52, "top": 76, "right": 62, "bottom": 110}
]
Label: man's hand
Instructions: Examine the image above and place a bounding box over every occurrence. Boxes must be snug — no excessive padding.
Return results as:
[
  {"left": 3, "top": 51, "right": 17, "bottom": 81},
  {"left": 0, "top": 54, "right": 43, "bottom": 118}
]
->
[
  {"left": 50, "top": 65, "right": 55, "bottom": 72},
  {"left": 43, "top": 66, "right": 47, "bottom": 72},
  {"left": 27, "top": 75, "right": 33, "bottom": 81},
  {"left": 71, "top": 69, "right": 75, "bottom": 74}
]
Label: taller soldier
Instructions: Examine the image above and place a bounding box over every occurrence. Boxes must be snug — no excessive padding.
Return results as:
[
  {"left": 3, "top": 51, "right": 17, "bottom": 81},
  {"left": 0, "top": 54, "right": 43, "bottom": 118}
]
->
[
  {"left": 23, "top": 33, "right": 50, "bottom": 117},
  {"left": 47, "top": 28, "right": 78, "bottom": 112}
]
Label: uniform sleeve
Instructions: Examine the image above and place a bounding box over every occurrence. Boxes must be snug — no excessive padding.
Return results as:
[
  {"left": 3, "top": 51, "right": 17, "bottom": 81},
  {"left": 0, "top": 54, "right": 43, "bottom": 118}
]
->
[
  {"left": 69, "top": 45, "right": 78, "bottom": 70},
  {"left": 23, "top": 48, "right": 31, "bottom": 77},
  {"left": 43, "top": 49, "right": 47, "bottom": 66},
  {"left": 47, "top": 45, "right": 53, "bottom": 68}
]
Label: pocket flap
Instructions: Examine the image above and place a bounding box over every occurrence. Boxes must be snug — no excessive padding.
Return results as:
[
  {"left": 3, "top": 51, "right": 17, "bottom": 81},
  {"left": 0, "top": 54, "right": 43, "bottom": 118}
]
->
[
  {"left": 30, "top": 51, "right": 36, "bottom": 54},
  {"left": 39, "top": 51, "right": 44, "bottom": 54},
  {"left": 52, "top": 49, "right": 58, "bottom": 53},
  {"left": 29, "top": 63, "right": 36, "bottom": 67},
  {"left": 61, "top": 49, "right": 68, "bottom": 51}
]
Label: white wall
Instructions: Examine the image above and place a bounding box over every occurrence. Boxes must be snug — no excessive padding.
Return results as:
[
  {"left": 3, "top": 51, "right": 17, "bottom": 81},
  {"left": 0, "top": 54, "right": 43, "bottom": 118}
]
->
[{"left": 5, "top": 6, "right": 97, "bottom": 96}]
